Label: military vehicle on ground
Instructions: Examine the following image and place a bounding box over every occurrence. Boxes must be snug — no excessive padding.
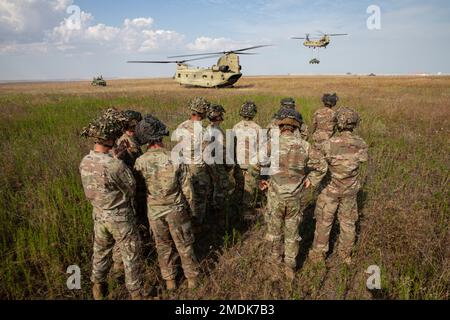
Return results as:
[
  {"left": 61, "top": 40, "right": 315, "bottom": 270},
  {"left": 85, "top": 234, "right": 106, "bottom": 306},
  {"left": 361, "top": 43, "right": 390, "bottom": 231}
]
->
[
  {"left": 91, "top": 75, "right": 107, "bottom": 86},
  {"left": 128, "top": 45, "right": 270, "bottom": 88},
  {"left": 291, "top": 32, "right": 348, "bottom": 64}
]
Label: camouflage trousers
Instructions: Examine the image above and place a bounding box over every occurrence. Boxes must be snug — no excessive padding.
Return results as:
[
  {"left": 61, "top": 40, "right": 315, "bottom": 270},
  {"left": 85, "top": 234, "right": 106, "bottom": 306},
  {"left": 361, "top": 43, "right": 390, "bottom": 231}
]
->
[
  {"left": 112, "top": 194, "right": 149, "bottom": 274},
  {"left": 234, "top": 167, "right": 257, "bottom": 210},
  {"left": 149, "top": 209, "right": 200, "bottom": 281},
  {"left": 91, "top": 219, "right": 144, "bottom": 294},
  {"left": 265, "top": 193, "right": 305, "bottom": 269},
  {"left": 208, "top": 164, "right": 233, "bottom": 207},
  {"left": 310, "top": 192, "right": 359, "bottom": 260},
  {"left": 180, "top": 164, "right": 212, "bottom": 225}
]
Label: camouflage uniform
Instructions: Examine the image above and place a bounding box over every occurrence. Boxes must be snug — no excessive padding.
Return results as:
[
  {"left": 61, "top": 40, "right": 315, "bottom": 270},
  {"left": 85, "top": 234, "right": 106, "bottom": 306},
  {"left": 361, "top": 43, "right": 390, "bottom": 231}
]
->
[
  {"left": 267, "top": 98, "right": 309, "bottom": 140},
  {"left": 309, "top": 108, "right": 368, "bottom": 263},
  {"left": 259, "top": 109, "right": 327, "bottom": 270},
  {"left": 175, "top": 98, "right": 212, "bottom": 227},
  {"left": 112, "top": 111, "right": 146, "bottom": 274},
  {"left": 310, "top": 93, "right": 338, "bottom": 150},
  {"left": 80, "top": 151, "right": 144, "bottom": 296},
  {"left": 233, "top": 102, "right": 261, "bottom": 209},
  {"left": 134, "top": 117, "right": 199, "bottom": 283},
  {"left": 205, "top": 124, "right": 233, "bottom": 207}
]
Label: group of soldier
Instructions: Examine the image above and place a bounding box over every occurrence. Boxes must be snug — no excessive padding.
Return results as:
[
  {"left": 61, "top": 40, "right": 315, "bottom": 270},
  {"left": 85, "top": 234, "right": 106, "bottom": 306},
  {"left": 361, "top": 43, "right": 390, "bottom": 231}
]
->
[{"left": 79, "top": 93, "right": 368, "bottom": 300}]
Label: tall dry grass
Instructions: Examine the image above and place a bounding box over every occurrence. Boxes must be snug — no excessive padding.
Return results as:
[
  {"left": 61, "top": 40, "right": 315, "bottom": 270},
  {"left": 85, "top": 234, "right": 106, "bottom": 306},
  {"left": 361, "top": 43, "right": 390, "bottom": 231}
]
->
[{"left": 0, "top": 76, "right": 448, "bottom": 299}]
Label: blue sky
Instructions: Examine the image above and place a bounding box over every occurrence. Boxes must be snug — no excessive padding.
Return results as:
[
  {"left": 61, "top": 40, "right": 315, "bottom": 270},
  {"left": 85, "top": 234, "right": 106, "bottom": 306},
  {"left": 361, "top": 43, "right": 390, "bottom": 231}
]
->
[{"left": 1, "top": 0, "right": 449, "bottom": 80}]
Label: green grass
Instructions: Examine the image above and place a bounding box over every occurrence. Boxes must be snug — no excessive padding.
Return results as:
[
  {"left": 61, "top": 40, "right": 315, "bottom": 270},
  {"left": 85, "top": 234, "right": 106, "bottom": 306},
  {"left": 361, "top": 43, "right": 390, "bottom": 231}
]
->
[{"left": 0, "top": 78, "right": 448, "bottom": 300}]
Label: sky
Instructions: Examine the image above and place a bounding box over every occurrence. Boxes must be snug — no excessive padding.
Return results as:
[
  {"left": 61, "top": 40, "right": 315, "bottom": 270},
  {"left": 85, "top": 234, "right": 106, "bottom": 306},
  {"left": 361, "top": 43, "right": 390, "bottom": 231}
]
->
[{"left": 1, "top": 0, "right": 450, "bottom": 80}]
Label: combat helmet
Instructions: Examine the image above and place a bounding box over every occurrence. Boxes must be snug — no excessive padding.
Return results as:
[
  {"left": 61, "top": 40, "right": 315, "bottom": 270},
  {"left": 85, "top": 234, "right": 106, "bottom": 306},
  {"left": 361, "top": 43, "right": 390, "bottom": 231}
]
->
[
  {"left": 188, "top": 97, "right": 210, "bottom": 115},
  {"left": 280, "top": 97, "right": 296, "bottom": 109},
  {"left": 322, "top": 93, "right": 339, "bottom": 107},
  {"left": 274, "top": 108, "right": 303, "bottom": 128},
  {"left": 239, "top": 101, "right": 257, "bottom": 119},
  {"left": 135, "top": 115, "right": 170, "bottom": 146},
  {"left": 81, "top": 108, "right": 128, "bottom": 146},
  {"left": 123, "top": 110, "right": 143, "bottom": 130},
  {"left": 207, "top": 104, "right": 226, "bottom": 122},
  {"left": 336, "top": 107, "right": 360, "bottom": 131}
]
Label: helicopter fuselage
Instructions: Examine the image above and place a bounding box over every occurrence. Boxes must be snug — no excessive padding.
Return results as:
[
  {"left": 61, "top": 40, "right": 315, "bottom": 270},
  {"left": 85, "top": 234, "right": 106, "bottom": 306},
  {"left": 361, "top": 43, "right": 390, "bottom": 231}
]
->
[
  {"left": 174, "top": 53, "right": 243, "bottom": 88},
  {"left": 303, "top": 36, "right": 331, "bottom": 49}
]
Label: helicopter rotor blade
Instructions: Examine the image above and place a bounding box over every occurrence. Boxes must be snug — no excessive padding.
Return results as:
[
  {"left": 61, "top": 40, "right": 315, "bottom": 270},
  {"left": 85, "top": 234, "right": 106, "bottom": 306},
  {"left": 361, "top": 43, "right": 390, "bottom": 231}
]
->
[
  {"left": 128, "top": 55, "right": 220, "bottom": 64},
  {"left": 128, "top": 61, "right": 175, "bottom": 64},
  {"left": 328, "top": 33, "right": 348, "bottom": 36},
  {"left": 168, "top": 44, "right": 271, "bottom": 58},
  {"left": 291, "top": 37, "right": 306, "bottom": 40}
]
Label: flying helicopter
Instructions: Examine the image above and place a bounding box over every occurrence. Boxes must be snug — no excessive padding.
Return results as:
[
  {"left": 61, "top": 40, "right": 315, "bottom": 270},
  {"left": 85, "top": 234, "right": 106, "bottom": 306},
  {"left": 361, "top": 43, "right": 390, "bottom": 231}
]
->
[
  {"left": 128, "top": 45, "right": 270, "bottom": 88},
  {"left": 291, "top": 32, "right": 348, "bottom": 64}
]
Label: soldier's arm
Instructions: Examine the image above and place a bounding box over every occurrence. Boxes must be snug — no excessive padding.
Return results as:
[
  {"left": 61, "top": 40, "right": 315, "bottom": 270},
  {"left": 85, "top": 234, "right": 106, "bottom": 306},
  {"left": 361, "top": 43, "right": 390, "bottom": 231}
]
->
[
  {"left": 358, "top": 139, "right": 369, "bottom": 163},
  {"left": 300, "top": 123, "right": 309, "bottom": 140},
  {"left": 110, "top": 161, "right": 136, "bottom": 198},
  {"left": 310, "top": 112, "right": 318, "bottom": 135},
  {"left": 306, "top": 144, "right": 328, "bottom": 187}
]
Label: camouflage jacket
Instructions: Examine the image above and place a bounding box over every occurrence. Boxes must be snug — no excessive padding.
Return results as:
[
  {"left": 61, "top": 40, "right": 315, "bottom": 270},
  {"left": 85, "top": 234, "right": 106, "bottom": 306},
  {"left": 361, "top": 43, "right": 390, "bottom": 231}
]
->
[
  {"left": 204, "top": 123, "right": 229, "bottom": 166},
  {"left": 232, "top": 120, "right": 262, "bottom": 170},
  {"left": 262, "top": 132, "right": 327, "bottom": 201},
  {"left": 80, "top": 151, "right": 136, "bottom": 222},
  {"left": 321, "top": 131, "right": 369, "bottom": 197},
  {"left": 134, "top": 148, "right": 187, "bottom": 220},
  {"left": 175, "top": 119, "right": 207, "bottom": 166},
  {"left": 267, "top": 119, "right": 309, "bottom": 141},
  {"left": 311, "top": 107, "right": 336, "bottom": 143},
  {"left": 116, "top": 133, "right": 143, "bottom": 169}
]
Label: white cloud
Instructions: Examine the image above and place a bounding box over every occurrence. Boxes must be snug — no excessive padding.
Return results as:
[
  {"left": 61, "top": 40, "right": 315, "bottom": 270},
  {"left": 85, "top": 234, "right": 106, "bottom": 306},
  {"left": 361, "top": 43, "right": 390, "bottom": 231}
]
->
[
  {"left": 187, "top": 36, "right": 249, "bottom": 51},
  {"left": 0, "top": 0, "right": 72, "bottom": 40}
]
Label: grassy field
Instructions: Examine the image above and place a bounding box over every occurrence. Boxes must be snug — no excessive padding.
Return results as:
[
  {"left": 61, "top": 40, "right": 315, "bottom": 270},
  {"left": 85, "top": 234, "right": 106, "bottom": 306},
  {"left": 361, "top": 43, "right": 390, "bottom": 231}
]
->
[{"left": 0, "top": 76, "right": 448, "bottom": 300}]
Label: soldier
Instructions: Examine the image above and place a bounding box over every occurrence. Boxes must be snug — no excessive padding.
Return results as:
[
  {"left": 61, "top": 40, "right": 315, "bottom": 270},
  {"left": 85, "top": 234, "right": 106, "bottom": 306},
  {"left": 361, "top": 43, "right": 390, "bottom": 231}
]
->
[
  {"left": 134, "top": 116, "right": 200, "bottom": 290},
  {"left": 232, "top": 101, "right": 261, "bottom": 213},
  {"left": 205, "top": 104, "right": 233, "bottom": 213},
  {"left": 267, "top": 98, "right": 309, "bottom": 140},
  {"left": 79, "top": 108, "right": 146, "bottom": 300},
  {"left": 310, "top": 93, "right": 338, "bottom": 150},
  {"left": 257, "top": 108, "right": 327, "bottom": 278},
  {"left": 115, "top": 110, "right": 143, "bottom": 168},
  {"left": 112, "top": 110, "right": 148, "bottom": 279},
  {"left": 175, "top": 97, "right": 212, "bottom": 232},
  {"left": 308, "top": 107, "right": 368, "bottom": 265}
]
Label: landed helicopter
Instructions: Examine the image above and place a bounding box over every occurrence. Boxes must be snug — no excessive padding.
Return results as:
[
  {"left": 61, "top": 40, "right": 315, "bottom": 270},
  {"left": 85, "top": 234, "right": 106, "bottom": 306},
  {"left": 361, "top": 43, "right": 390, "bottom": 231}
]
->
[
  {"left": 128, "top": 45, "right": 270, "bottom": 88},
  {"left": 291, "top": 32, "right": 347, "bottom": 64}
]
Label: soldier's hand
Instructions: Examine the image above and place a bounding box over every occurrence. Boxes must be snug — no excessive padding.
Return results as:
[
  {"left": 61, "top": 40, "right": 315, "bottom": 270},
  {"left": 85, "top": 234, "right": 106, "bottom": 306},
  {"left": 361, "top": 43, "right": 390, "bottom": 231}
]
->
[
  {"left": 259, "top": 180, "right": 269, "bottom": 191},
  {"left": 114, "top": 140, "right": 131, "bottom": 160},
  {"left": 304, "top": 179, "right": 311, "bottom": 189}
]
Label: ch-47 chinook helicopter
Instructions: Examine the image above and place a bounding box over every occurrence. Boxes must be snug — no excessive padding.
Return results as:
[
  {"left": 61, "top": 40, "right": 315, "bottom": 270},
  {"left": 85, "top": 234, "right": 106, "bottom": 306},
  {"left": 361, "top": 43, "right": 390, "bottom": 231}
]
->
[
  {"left": 291, "top": 32, "right": 347, "bottom": 64},
  {"left": 128, "top": 45, "right": 270, "bottom": 88}
]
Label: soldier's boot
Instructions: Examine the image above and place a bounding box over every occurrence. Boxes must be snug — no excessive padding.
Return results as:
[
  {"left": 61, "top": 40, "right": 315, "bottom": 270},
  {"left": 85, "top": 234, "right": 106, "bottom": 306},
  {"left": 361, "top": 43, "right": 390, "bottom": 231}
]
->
[
  {"left": 187, "top": 277, "right": 198, "bottom": 289},
  {"left": 338, "top": 252, "right": 352, "bottom": 265},
  {"left": 308, "top": 250, "right": 325, "bottom": 265},
  {"left": 166, "top": 280, "right": 177, "bottom": 291},
  {"left": 285, "top": 265, "right": 296, "bottom": 281},
  {"left": 130, "top": 290, "right": 152, "bottom": 300},
  {"left": 92, "top": 282, "right": 108, "bottom": 300}
]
